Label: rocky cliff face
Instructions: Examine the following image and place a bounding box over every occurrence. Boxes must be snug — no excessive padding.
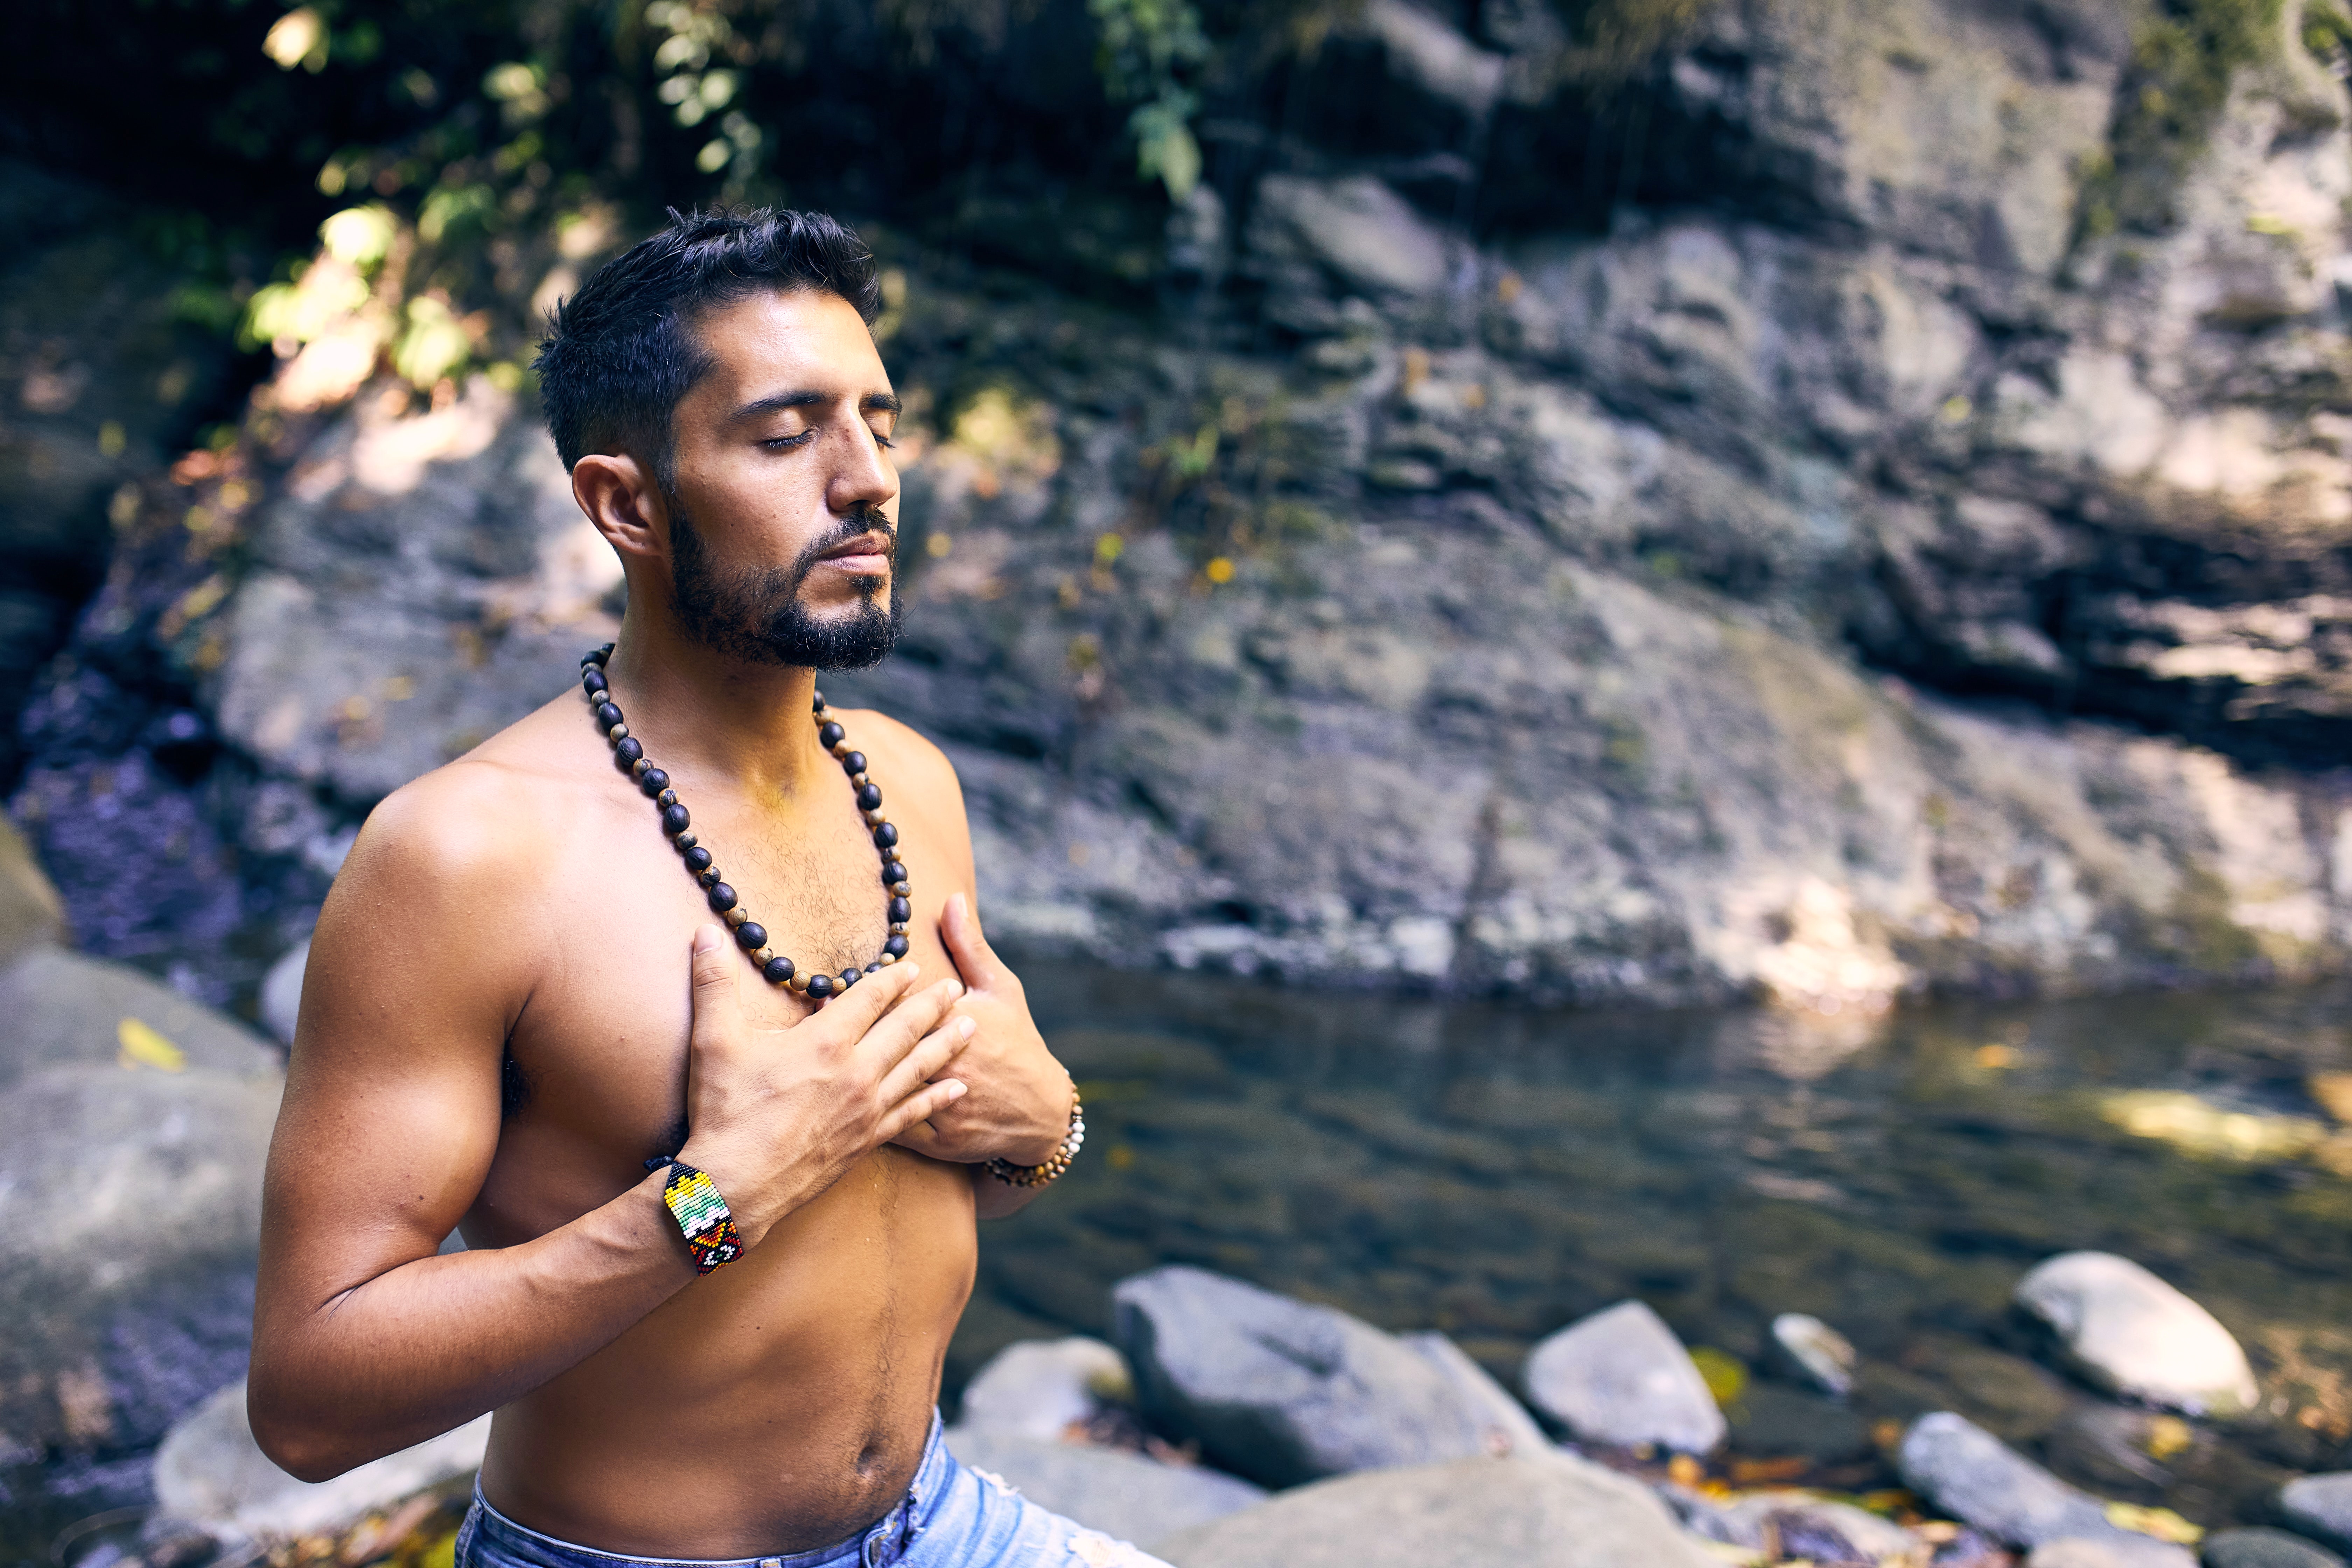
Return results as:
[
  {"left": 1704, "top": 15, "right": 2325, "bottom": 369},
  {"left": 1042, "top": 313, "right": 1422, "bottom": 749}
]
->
[{"left": 13, "top": 0, "right": 2352, "bottom": 1009}]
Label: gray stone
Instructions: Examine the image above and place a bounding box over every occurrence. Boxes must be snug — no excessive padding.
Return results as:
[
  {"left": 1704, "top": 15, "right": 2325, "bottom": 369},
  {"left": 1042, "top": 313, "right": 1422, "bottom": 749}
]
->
[
  {"left": 1155, "top": 1449, "right": 1720, "bottom": 1567},
  {"left": 1247, "top": 175, "right": 1448, "bottom": 301},
  {"left": 942, "top": 1427, "right": 1263, "bottom": 1551},
  {"left": 1898, "top": 1412, "right": 2125, "bottom": 1549},
  {"left": 1770, "top": 1312, "right": 1857, "bottom": 1398},
  {"left": 154, "top": 1378, "right": 489, "bottom": 1540},
  {"left": 0, "top": 947, "right": 282, "bottom": 1454},
  {"left": 1710, "top": 1492, "right": 1922, "bottom": 1564},
  {"left": 2203, "top": 1528, "right": 2346, "bottom": 1568},
  {"left": 1111, "top": 1266, "right": 1548, "bottom": 1488},
  {"left": 2015, "top": 1252, "right": 2258, "bottom": 1417},
  {"left": 2281, "top": 1476, "right": 2352, "bottom": 1554},
  {"left": 2027, "top": 1539, "right": 2199, "bottom": 1568},
  {"left": 958, "top": 1337, "right": 1130, "bottom": 1441},
  {"left": 1520, "top": 1300, "right": 1725, "bottom": 1454},
  {"left": 259, "top": 937, "right": 309, "bottom": 1047}
]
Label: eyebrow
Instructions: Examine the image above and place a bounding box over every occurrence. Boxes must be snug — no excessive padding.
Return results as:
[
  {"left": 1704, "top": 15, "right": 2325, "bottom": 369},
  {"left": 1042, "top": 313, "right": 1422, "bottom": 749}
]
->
[{"left": 728, "top": 389, "right": 903, "bottom": 422}]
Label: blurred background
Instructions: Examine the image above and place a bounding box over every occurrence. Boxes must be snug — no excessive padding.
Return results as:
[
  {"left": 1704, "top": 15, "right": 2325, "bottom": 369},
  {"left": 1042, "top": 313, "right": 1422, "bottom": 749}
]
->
[{"left": 9, "top": 0, "right": 2352, "bottom": 1563}]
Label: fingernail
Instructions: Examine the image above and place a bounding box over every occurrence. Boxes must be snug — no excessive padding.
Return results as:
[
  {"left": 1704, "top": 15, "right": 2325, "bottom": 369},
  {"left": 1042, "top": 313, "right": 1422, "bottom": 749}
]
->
[
  {"left": 903, "top": 962, "right": 920, "bottom": 979},
  {"left": 958, "top": 1017, "right": 976, "bottom": 1038},
  {"left": 945, "top": 1080, "right": 967, "bottom": 1098}
]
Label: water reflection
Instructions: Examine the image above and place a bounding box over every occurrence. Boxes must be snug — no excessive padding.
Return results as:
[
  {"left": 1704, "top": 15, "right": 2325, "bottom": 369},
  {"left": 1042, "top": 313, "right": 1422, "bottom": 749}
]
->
[{"left": 963, "top": 965, "right": 2352, "bottom": 1527}]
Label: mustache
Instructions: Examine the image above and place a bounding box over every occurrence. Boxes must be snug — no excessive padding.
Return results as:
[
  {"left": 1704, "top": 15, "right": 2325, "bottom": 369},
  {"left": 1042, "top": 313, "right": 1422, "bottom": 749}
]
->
[{"left": 786, "top": 504, "right": 896, "bottom": 583}]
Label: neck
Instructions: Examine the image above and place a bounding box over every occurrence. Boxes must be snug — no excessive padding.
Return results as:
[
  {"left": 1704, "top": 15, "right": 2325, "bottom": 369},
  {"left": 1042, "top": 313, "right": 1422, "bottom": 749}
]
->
[{"left": 598, "top": 597, "right": 832, "bottom": 805}]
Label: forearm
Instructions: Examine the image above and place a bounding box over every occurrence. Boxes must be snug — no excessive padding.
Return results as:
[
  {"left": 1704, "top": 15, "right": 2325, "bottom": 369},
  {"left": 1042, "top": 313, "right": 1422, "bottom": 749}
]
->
[
  {"left": 251, "top": 1171, "right": 691, "bottom": 1480},
  {"left": 971, "top": 1164, "right": 1051, "bottom": 1220}
]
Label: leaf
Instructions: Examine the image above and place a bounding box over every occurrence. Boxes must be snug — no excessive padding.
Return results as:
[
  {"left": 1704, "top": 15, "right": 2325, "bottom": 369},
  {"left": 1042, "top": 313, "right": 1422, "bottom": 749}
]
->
[{"left": 117, "top": 1017, "right": 187, "bottom": 1073}]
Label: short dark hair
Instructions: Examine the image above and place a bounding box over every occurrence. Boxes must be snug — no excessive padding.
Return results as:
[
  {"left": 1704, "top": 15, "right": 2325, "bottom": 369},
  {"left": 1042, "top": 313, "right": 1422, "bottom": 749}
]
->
[{"left": 534, "top": 207, "right": 882, "bottom": 477}]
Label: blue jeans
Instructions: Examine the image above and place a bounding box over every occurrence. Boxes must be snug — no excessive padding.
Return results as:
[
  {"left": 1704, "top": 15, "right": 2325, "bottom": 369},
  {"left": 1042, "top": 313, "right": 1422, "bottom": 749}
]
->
[{"left": 454, "top": 1415, "right": 1175, "bottom": 1568}]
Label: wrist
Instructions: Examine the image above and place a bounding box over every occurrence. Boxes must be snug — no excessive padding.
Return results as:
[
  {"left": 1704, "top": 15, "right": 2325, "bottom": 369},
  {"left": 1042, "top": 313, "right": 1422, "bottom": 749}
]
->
[{"left": 659, "top": 1145, "right": 764, "bottom": 1259}]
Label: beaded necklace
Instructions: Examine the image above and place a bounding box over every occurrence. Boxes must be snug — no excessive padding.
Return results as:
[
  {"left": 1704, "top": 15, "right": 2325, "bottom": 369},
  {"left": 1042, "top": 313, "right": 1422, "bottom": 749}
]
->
[{"left": 579, "top": 644, "right": 911, "bottom": 1001}]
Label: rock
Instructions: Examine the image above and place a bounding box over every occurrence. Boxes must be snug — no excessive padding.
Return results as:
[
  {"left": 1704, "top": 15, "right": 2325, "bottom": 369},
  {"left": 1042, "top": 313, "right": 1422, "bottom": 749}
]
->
[
  {"left": 1898, "top": 1412, "right": 2118, "bottom": 1549},
  {"left": 942, "top": 1428, "right": 1264, "bottom": 1550},
  {"left": 1709, "top": 1492, "right": 1922, "bottom": 1564},
  {"left": 1154, "top": 1449, "right": 1721, "bottom": 1567},
  {"left": 2015, "top": 1253, "right": 2258, "bottom": 1418},
  {"left": 1520, "top": 1300, "right": 1725, "bottom": 1454},
  {"left": 1245, "top": 174, "right": 1449, "bottom": 305},
  {"left": 2281, "top": 1476, "right": 2352, "bottom": 1554},
  {"left": 258, "top": 937, "right": 310, "bottom": 1046},
  {"left": 154, "top": 1379, "right": 488, "bottom": 1540},
  {"left": 1111, "top": 1266, "right": 1548, "bottom": 1489},
  {"left": 1770, "top": 1312, "right": 1857, "bottom": 1397},
  {"left": 0, "top": 946, "right": 283, "bottom": 1454},
  {"left": 2203, "top": 1528, "right": 2346, "bottom": 1568},
  {"left": 0, "top": 816, "right": 65, "bottom": 961},
  {"left": 958, "top": 1337, "right": 1130, "bottom": 1441},
  {"left": 2026, "top": 1539, "right": 2199, "bottom": 1568}
]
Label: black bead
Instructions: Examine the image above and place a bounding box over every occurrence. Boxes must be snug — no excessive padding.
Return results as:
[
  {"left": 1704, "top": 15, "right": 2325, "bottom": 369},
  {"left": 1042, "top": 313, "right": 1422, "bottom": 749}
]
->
[
  {"left": 707, "top": 882, "right": 737, "bottom": 912},
  {"left": 582, "top": 645, "right": 611, "bottom": 667},
  {"left": 883, "top": 934, "right": 910, "bottom": 958},
  {"left": 888, "top": 896, "right": 911, "bottom": 923},
  {"left": 640, "top": 768, "right": 669, "bottom": 796},
  {"left": 841, "top": 751, "right": 867, "bottom": 775},
  {"left": 818, "top": 722, "right": 846, "bottom": 748},
  {"left": 812, "top": 692, "right": 826, "bottom": 712},
  {"left": 882, "top": 861, "right": 907, "bottom": 886},
  {"left": 582, "top": 669, "right": 608, "bottom": 695},
  {"left": 596, "top": 701, "right": 623, "bottom": 727},
  {"left": 805, "top": 972, "right": 834, "bottom": 999},
  {"left": 615, "top": 737, "right": 644, "bottom": 765},
  {"left": 735, "top": 922, "right": 766, "bottom": 950},
  {"left": 865, "top": 962, "right": 882, "bottom": 974},
  {"left": 839, "top": 968, "right": 860, "bottom": 989},
  {"left": 763, "top": 955, "right": 796, "bottom": 985},
  {"left": 857, "top": 783, "right": 883, "bottom": 810},
  {"left": 684, "top": 846, "right": 713, "bottom": 872},
  {"left": 662, "top": 804, "right": 691, "bottom": 835},
  {"left": 697, "top": 866, "right": 721, "bottom": 887},
  {"left": 658, "top": 789, "right": 678, "bottom": 809},
  {"left": 872, "top": 822, "right": 898, "bottom": 849}
]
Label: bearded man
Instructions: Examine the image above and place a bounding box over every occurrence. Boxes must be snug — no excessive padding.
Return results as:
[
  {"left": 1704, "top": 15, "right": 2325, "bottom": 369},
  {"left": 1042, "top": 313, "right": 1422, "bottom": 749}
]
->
[{"left": 248, "top": 209, "right": 1168, "bottom": 1568}]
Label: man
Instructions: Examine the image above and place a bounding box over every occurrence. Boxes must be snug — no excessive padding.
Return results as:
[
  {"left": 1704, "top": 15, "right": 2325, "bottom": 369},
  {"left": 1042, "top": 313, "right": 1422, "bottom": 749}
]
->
[{"left": 249, "top": 209, "right": 1169, "bottom": 1568}]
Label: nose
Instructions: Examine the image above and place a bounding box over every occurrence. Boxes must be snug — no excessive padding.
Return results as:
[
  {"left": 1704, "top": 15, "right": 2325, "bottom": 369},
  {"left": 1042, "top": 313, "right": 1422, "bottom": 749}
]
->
[{"left": 826, "top": 414, "right": 898, "bottom": 523}]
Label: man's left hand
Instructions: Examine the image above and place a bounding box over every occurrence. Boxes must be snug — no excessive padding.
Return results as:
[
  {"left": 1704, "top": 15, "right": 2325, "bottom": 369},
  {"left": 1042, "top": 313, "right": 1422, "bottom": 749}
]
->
[{"left": 890, "top": 892, "right": 1070, "bottom": 1166}]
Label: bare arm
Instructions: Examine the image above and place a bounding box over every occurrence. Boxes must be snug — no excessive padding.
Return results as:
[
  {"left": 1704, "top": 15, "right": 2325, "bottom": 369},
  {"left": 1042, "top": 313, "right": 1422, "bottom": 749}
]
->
[{"left": 248, "top": 777, "right": 971, "bottom": 1480}]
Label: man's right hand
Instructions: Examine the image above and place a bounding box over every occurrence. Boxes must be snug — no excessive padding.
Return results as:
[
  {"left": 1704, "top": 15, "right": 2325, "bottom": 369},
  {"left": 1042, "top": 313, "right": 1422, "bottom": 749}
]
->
[{"left": 676, "top": 926, "right": 971, "bottom": 1249}]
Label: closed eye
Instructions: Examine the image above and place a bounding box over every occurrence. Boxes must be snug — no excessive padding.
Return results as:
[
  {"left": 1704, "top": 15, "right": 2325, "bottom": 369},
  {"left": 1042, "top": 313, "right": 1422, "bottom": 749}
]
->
[{"left": 761, "top": 431, "right": 817, "bottom": 451}]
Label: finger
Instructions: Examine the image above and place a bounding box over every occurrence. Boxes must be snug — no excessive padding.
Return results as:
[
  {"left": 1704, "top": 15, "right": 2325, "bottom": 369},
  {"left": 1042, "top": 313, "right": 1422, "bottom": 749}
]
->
[
  {"left": 940, "top": 891, "right": 1000, "bottom": 991},
  {"left": 854, "top": 977, "right": 965, "bottom": 1075},
  {"left": 687, "top": 925, "right": 744, "bottom": 1053},
  {"left": 797, "top": 957, "right": 920, "bottom": 1040},
  {"left": 877, "top": 1078, "right": 967, "bottom": 1145},
  {"left": 877, "top": 1014, "right": 977, "bottom": 1107}
]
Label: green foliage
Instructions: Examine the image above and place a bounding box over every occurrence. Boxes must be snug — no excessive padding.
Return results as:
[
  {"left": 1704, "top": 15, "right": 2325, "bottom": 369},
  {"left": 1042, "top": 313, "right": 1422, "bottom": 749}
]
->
[
  {"left": 1090, "top": 0, "right": 1210, "bottom": 197},
  {"left": 2307, "top": 0, "right": 2352, "bottom": 62},
  {"left": 2080, "top": 0, "right": 2287, "bottom": 239}
]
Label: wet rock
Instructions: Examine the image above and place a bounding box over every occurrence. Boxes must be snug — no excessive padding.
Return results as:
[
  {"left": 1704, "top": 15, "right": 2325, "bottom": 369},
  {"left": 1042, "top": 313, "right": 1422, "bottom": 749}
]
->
[
  {"left": 1111, "top": 1266, "right": 1546, "bottom": 1488},
  {"left": 1154, "top": 1450, "right": 1720, "bottom": 1567},
  {"left": 2202, "top": 1528, "right": 2346, "bottom": 1568},
  {"left": 941, "top": 1428, "right": 1263, "bottom": 1550},
  {"left": 1771, "top": 1312, "right": 1857, "bottom": 1397},
  {"left": 1710, "top": 1492, "right": 1921, "bottom": 1564},
  {"left": 2280, "top": 1476, "right": 2352, "bottom": 1554},
  {"left": 958, "top": 1337, "right": 1130, "bottom": 1441},
  {"left": 258, "top": 938, "right": 309, "bottom": 1047},
  {"left": 0, "top": 816, "right": 65, "bottom": 961},
  {"left": 2026, "top": 1538, "right": 2198, "bottom": 1568},
  {"left": 1898, "top": 1412, "right": 2117, "bottom": 1548},
  {"left": 1520, "top": 1300, "right": 1725, "bottom": 1454},
  {"left": 153, "top": 1379, "right": 488, "bottom": 1539},
  {"left": 0, "top": 946, "right": 282, "bottom": 1454},
  {"left": 2015, "top": 1253, "right": 2258, "bottom": 1418}
]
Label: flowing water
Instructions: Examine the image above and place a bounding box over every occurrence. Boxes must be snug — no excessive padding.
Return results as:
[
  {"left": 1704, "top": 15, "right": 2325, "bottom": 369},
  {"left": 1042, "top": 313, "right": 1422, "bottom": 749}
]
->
[{"left": 964, "top": 965, "right": 2352, "bottom": 1528}]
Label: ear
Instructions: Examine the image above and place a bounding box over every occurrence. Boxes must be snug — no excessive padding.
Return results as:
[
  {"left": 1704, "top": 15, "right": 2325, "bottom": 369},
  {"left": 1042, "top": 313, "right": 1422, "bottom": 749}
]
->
[{"left": 572, "top": 453, "right": 668, "bottom": 564}]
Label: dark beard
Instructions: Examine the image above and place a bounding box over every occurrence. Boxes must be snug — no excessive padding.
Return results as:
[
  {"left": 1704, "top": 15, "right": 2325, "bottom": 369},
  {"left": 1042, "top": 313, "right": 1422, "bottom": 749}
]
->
[{"left": 667, "top": 497, "right": 903, "bottom": 670}]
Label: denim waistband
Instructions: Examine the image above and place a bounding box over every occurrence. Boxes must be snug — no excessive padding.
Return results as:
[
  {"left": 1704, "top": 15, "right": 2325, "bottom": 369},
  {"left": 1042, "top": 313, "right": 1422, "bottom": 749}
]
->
[{"left": 462, "top": 1412, "right": 950, "bottom": 1568}]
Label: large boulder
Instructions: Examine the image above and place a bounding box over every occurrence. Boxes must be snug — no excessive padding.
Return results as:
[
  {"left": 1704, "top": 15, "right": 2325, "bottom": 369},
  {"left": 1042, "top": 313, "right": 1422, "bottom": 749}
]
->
[
  {"left": 0, "top": 946, "right": 282, "bottom": 1456},
  {"left": 958, "top": 1337, "right": 1130, "bottom": 1441},
  {"left": 1899, "top": 1412, "right": 2135, "bottom": 1550},
  {"left": 943, "top": 1428, "right": 1264, "bottom": 1550},
  {"left": 2281, "top": 1476, "right": 2352, "bottom": 1554},
  {"left": 154, "top": 1379, "right": 488, "bottom": 1540},
  {"left": 2014, "top": 1253, "right": 2258, "bottom": 1417},
  {"left": 1154, "top": 1449, "right": 1721, "bottom": 1567},
  {"left": 1111, "top": 1266, "right": 1547, "bottom": 1489},
  {"left": 1520, "top": 1300, "right": 1725, "bottom": 1454}
]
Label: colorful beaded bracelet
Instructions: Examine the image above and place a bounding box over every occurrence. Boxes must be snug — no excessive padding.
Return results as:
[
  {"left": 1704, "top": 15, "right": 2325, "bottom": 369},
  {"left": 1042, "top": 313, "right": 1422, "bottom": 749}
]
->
[
  {"left": 644, "top": 1155, "right": 744, "bottom": 1274},
  {"left": 983, "top": 1086, "right": 1086, "bottom": 1189}
]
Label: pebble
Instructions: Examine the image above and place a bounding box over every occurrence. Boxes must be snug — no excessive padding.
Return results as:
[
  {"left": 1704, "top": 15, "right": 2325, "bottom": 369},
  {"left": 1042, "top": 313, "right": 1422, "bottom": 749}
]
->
[
  {"left": 2202, "top": 1527, "right": 2346, "bottom": 1568},
  {"left": 2281, "top": 1476, "right": 2352, "bottom": 1554},
  {"left": 1769, "top": 1312, "right": 1857, "bottom": 1398},
  {"left": 1520, "top": 1300, "right": 1726, "bottom": 1454},
  {"left": 2014, "top": 1252, "right": 2257, "bottom": 1417}
]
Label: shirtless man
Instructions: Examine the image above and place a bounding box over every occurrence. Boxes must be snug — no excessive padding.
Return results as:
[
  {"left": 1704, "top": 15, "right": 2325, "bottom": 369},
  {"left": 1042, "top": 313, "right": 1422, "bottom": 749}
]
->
[{"left": 248, "top": 209, "right": 1168, "bottom": 1568}]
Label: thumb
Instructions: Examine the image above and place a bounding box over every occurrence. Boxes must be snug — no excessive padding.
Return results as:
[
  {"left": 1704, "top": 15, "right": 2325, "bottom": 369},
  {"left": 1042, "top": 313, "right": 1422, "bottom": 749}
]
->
[
  {"left": 941, "top": 891, "right": 999, "bottom": 990},
  {"left": 687, "top": 924, "right": 743, "bottom": 1050}
]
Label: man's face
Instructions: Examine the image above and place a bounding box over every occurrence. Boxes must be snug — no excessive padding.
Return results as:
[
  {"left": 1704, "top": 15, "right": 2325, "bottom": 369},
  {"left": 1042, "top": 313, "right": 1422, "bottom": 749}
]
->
[{"left": 660, "top": 287, "right": 903, "bottom": 670}]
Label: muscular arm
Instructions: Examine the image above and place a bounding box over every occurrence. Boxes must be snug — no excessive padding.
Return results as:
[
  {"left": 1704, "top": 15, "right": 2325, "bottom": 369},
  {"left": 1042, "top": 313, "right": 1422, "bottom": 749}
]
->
[{"left": 248, "top": 767, "right": 969, "bottom": 1480}]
